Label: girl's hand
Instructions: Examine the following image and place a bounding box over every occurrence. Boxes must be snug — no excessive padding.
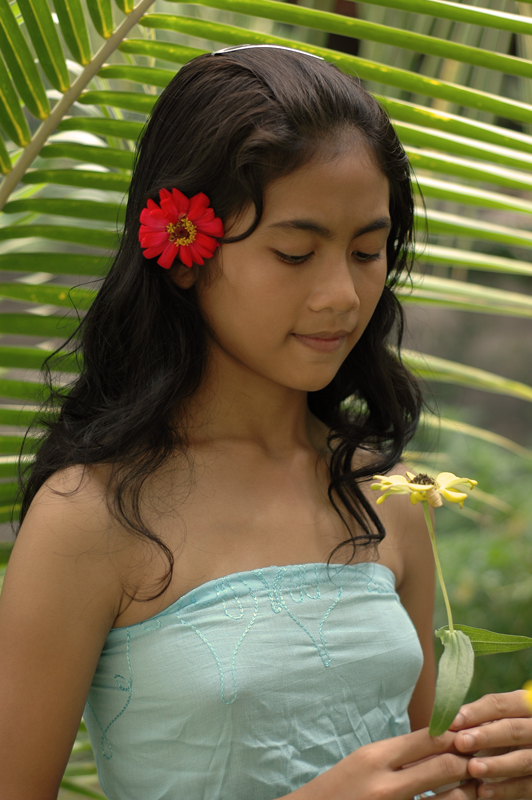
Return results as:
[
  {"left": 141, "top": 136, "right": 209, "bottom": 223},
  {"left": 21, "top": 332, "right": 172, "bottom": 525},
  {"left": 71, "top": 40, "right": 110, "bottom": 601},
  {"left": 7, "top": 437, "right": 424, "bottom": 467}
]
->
[
  {"left": 286, "top": 727, "right": 475, "bottom": 800},
  {"left": 451, "top": 690, "right": 532, "bottom": 798}
]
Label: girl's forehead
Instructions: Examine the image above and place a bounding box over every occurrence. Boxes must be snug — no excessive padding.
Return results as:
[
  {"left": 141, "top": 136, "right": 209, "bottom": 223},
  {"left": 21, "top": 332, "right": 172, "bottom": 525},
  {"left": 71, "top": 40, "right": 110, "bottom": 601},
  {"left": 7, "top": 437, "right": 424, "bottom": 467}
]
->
[
  {"left": 270, "top": 138, "right": 382, "bottom": 188},
  {"left": 262, "top": 149, "right": 389, "bottom": 217}
]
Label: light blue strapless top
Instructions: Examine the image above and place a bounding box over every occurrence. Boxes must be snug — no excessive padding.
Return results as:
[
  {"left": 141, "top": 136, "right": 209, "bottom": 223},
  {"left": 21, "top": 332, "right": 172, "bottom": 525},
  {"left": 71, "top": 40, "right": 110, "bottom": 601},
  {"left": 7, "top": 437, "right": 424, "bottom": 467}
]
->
[{"left": 85, "top": 562, "right": 423, "bottom": 800}]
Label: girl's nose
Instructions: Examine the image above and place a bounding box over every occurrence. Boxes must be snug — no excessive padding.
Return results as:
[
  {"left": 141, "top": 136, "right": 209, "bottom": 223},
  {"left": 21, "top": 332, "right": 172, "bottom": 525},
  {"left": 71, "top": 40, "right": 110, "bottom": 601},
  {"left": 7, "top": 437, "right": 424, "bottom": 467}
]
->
[{"left": 307, "top": 257, "right": 360, "bottom": 314}]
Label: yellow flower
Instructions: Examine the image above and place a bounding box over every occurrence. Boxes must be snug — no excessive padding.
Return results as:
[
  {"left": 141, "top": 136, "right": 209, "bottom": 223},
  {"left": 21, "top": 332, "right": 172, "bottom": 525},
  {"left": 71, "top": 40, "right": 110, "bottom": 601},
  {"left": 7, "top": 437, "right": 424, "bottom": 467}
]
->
[
  {"left": 371, "top": 471, "right": 477, "bottom": 508},
  {"left": 523, "top": 681, "right": 532, "bottom": 714}
]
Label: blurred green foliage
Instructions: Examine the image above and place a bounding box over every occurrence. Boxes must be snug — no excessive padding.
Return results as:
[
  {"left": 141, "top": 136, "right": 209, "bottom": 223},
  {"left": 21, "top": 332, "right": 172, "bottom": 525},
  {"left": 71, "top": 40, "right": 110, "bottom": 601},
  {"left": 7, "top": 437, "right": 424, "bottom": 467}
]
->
[{"left": 0, "top": 542, "right": 13, "bottom": 567}]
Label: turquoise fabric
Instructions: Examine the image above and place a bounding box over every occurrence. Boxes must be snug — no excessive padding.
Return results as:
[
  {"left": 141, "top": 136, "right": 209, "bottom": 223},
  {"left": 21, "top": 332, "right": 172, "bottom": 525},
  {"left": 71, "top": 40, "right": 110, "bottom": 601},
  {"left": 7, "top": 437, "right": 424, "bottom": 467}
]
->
[{"left": 85, "top": 562, "right": 423, "bottom": 800}]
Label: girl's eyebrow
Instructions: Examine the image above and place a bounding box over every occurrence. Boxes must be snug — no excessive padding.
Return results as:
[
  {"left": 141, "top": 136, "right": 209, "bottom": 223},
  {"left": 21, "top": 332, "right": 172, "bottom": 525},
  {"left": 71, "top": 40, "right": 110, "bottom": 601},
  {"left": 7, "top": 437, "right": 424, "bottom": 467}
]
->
[{"left": 266, "top": 217, "right": 392, "bottom": 239}]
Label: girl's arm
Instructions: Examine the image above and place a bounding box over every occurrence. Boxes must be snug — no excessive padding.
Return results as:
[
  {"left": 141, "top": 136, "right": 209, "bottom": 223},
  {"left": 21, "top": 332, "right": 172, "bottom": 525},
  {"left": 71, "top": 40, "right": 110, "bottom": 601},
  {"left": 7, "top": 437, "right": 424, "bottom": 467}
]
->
[{"left": 0, "top": 468, "right": 127, "bottom": 800}]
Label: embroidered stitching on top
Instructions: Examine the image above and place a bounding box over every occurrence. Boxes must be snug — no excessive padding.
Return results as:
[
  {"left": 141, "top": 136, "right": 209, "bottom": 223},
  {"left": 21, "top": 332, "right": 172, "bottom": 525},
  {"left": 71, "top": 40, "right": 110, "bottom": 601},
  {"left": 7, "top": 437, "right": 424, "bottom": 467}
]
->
[
  {"left": 86, "top": 628, "right": 133, "bottom": 760},
  {"left": 256, "top": 565, "right": 342, "bottom": 668},
  {"left": 176, "top": 576, "right": 260, "bottom": 704}
]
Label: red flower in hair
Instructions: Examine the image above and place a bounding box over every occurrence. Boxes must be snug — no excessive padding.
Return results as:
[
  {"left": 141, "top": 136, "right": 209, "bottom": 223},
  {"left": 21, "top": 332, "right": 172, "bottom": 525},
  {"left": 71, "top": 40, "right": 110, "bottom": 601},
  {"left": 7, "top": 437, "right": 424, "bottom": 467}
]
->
[{"left": 139, "top": 188, "right": 224, "bottom": 269}]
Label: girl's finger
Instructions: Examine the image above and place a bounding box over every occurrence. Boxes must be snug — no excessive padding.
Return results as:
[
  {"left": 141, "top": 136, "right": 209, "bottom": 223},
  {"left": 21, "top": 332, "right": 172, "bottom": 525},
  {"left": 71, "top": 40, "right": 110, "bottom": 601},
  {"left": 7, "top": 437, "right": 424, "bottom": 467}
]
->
[
  {"left": 436, "top": 780, "right": 479, "bottom": 800},
  {"left": 396, "top": 752, "right": 471, "bottom": 797},
  {"left": 455, "top": 718, "right": 532, "bottom": 752},
  {"left": 451, "top": 692, "right": 531, "bottom": 731},
  {"left": 387, "top": 729, "right": 458, "bottom": 769},
  {"left": 477, "top": 776, "right": 532, "bottom": 799},
  {"left": 468, "top": 749, "right": 532, "bottom": 780}
]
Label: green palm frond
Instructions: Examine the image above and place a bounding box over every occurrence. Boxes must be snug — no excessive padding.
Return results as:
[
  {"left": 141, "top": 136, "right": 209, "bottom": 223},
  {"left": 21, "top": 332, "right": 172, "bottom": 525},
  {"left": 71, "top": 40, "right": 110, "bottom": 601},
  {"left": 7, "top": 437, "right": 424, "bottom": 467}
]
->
[{"left": 420, "top": 413, "right": 532, "bottom": 459}]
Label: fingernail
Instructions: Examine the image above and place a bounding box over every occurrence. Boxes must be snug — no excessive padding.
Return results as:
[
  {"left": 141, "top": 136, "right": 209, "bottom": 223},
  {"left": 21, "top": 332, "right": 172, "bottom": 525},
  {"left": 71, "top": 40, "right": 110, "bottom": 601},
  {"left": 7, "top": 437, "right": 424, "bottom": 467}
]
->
[
  {"left": 461, "top": 733, "right": 475, "bottom": 749},
  {"left": 480, "top": 788, "right": 493, "bottom": 799},
  {"left": 453, "top": 712, "right": 465, "bottom": 727},
  {"left": 474, "top": 760, "right": 488, "bottom": 776}
]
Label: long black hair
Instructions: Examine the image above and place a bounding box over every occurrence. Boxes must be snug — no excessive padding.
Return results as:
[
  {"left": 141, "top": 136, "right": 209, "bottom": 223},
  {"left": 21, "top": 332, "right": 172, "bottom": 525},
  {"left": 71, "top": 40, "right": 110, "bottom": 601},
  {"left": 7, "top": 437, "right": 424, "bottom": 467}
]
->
[{"left": 19, "top": 47, "right": 422, "bottom": 591}]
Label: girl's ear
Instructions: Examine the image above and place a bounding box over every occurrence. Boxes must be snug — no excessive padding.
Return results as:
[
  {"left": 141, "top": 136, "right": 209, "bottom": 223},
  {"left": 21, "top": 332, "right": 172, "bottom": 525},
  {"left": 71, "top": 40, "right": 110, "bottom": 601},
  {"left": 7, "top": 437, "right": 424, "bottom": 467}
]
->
[{"left": 169, "top": 262, "right": 199, "bottom": 289}]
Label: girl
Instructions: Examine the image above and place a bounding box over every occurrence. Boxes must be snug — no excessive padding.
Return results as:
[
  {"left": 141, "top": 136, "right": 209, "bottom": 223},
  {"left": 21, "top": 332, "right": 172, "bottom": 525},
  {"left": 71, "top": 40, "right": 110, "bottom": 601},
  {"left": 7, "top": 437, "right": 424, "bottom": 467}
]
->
[{"left": 1, "top": 45, "right": 531, "bottom": 800}]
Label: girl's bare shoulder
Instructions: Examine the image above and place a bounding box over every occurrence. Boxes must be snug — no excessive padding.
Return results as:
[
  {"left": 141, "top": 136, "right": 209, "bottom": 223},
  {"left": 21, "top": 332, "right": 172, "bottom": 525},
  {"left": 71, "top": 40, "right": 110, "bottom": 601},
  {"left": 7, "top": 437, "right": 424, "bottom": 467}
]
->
[{"left": 11, "top": 464, "right": 138, "bottom": 622}]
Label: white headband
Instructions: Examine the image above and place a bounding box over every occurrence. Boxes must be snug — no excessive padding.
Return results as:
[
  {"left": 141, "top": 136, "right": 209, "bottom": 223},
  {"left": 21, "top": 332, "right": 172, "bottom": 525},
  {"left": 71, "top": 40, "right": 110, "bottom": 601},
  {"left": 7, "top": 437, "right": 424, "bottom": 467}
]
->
[{"left": 211, "top": 44, "right": 324, "bottom": 60}]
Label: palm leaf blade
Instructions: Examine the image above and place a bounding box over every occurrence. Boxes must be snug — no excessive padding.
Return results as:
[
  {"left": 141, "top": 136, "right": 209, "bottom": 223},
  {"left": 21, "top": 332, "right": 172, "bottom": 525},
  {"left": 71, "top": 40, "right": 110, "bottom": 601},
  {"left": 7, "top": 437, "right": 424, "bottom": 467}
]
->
[
  {"left": 39, "top": 143, "right": 134, "bottom": 170},
  {"left": 0, "top": 253, "right": 106, "bottom": 274},
  {"left": 53, "top": 0, "right": 92, "bottom": 65},
  {"left": 22, "top": 168, "right": 132, "bottom": 193},
  {"left": 86, "top": 0, "right": 115, "bottom": 39},
  {"left": 0, "top": 0, "right": 50, "bottom": 120},
  {"left": 404, "top": 351, "right": 532, "bottom": 402},
  {"left": 0, "top": 56, "right": 31, "bottom": 146},
  {"left": 0, "top": 224, "right": 118, "bottom": 248},
  {"left": 17, "top": 0, "right": 70, "bottom": 93},
  {"left": 4, "top": 198, "right": 125, "bottom": 224}
]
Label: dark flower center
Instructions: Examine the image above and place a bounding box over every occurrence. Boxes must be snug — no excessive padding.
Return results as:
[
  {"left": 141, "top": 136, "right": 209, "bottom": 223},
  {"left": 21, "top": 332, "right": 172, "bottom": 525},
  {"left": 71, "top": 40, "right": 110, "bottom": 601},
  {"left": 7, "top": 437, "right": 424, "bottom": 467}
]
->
[
  {"left": 409, "top": 472, "right": 435, "bottom": 485},
  {"left": 167, "top": 214, "right": 197, "bottom": 246}
]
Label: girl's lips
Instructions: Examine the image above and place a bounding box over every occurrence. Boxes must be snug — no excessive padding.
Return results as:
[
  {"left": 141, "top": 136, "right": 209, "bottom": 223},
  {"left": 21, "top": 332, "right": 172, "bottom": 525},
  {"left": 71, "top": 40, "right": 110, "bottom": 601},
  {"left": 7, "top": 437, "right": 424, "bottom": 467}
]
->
[{"left": 292, "top": 332, "right": 348, "bottom": 353}]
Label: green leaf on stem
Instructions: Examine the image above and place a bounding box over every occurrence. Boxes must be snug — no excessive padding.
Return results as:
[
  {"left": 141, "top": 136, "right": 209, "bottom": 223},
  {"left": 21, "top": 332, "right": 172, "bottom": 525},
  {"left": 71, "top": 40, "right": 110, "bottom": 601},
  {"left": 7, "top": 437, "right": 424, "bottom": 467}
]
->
[
  {"left": 429, "top": 628, "right": 474, "bottom": 736},
  {"left": 442, "top": 625, "right": 532, "bottom": 656}
]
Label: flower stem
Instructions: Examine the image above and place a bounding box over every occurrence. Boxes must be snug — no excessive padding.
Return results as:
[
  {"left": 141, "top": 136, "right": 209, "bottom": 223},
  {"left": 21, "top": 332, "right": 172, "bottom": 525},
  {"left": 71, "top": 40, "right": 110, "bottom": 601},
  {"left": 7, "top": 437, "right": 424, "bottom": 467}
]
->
[{"left": 422, "top": 502, "right": 454, "bottom": 633}]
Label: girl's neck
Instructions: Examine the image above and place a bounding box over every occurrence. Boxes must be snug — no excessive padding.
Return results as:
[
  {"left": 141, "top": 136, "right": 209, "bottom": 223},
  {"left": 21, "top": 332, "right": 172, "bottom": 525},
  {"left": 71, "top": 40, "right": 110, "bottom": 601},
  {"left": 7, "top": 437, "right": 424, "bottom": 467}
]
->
[{"left": 182, "top": 344, "right": 326, "bottom": 456}]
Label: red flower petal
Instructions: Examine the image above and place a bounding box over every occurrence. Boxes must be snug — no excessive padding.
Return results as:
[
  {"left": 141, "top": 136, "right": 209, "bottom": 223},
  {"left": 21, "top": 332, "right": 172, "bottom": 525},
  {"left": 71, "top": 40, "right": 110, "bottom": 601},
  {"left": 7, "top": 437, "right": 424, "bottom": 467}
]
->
[
  {"left": 193, "top": 244, "right": 215, "bottom": 260},
  {"left": 179, "top": 244, "right": 193, "bottom": 268},
  {"left": 142, "top": 245, "right": 165, "bottom": 259},
  {"left": 194, "top": 231, "right": 217, "bottom": 252},
  {"left": 140, "top": 210, "right": 168, "bottom": 230},
  {"left": 188, "top": 192, "right": 211, "bottom": 220},
  {"left": 198, "top": 218, "right": 224, "bottom": 237},
  {"left": 195, "top": 206, "right": 214, "bottom": 220},
  {"left": 160, "top": 197, "right": 178, "bottom": 224},
  {"left": 171, "top": 188, "right": 190, "bottom": 214},
  {"left": 140, "top": 231, "right": 169, "bottom": 247},
  {"left": 157, "top": 242, "right": 177, "bottom": 269},
  {"left": 188, "top": 243, "right": 206, "bottom": 265}
]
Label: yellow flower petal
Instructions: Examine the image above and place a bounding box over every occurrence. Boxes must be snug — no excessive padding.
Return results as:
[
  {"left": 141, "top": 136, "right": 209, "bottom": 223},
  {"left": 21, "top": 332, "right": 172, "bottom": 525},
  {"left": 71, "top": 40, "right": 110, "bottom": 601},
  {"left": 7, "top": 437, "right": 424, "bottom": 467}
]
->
[
  {"left": 436, "top": 472, "right": 477, "bottom": 492},
  {"left": 404, "top": 482, "right": 433, "bottom": 492},
  {"left": 523, "top": 681, "right": 532, "bottom": 714},
  {"left": 440, "top": 488, "right": 468, "bottom": 505}
]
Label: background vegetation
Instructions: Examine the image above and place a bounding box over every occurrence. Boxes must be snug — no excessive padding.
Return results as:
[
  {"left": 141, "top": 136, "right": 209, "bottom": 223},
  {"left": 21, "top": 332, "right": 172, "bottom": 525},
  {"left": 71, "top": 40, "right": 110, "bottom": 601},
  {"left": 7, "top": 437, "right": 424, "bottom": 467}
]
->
[{"left": 0, "top": 0, "right": 531, "bottom": 795}]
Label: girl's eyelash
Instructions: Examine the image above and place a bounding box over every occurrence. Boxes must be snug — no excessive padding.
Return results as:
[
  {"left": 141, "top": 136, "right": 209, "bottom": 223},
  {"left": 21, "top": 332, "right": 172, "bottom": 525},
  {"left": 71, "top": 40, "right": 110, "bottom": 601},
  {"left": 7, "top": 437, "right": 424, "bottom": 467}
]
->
[
  {"left": 274, "top": 250, "right": 382, "bottom": 264},
  {"left": 354, "top": 251, "right": 381, "bottom": 263},
  {"left": 274, "top": 250, "right": 313, "bottom": 264}
]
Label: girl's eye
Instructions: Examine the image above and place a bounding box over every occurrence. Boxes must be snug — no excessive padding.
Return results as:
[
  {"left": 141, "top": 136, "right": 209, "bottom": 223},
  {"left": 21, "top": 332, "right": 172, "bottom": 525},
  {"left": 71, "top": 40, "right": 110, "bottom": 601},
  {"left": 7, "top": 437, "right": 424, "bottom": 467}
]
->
[
  {"left": 354, "top": 251, "right": 382, "bottom": 263},
  {"left": 274, "top": 250, "right": 313, "bottom": 265}
]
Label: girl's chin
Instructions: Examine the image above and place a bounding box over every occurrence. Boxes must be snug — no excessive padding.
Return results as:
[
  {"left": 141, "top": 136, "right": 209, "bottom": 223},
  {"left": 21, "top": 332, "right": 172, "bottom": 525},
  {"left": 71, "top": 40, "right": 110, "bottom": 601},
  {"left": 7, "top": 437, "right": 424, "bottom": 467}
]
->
[{"left": 279, "top": 372, "right": 339, "bottom": 394}]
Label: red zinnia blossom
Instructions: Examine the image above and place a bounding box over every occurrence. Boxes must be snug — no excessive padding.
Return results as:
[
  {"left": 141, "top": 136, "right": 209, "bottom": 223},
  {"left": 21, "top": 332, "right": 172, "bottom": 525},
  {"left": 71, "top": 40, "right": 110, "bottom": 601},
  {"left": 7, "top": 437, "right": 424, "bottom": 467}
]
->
[{"left": 139, "top": 188, "right": 224, "bottom": 269}]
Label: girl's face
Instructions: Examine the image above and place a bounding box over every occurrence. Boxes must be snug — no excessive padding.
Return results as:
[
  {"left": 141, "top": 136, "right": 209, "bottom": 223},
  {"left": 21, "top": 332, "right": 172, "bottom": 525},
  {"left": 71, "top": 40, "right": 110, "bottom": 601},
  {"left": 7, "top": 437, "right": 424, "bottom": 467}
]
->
[{"left": 195, "top": 144, "right": 390, "bottom": 393}]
